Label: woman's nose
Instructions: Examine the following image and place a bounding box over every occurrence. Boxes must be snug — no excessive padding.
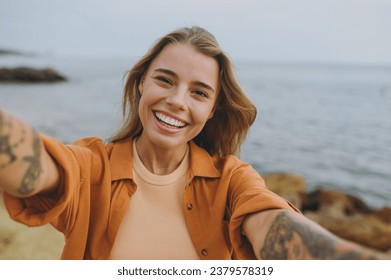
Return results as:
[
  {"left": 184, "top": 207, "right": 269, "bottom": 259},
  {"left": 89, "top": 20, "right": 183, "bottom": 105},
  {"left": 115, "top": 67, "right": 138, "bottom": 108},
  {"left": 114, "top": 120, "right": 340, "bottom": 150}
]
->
[{"left": 166, "top": 87, "right": 187, "bottom": 110}]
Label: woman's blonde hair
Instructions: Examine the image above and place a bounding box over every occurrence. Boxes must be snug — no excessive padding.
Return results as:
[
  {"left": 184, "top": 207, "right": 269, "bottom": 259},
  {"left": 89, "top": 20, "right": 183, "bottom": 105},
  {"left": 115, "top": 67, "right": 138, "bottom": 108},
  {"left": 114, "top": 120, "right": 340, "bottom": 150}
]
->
[{"left": 109, "top": 26, "right": 257, "bottom": 156}]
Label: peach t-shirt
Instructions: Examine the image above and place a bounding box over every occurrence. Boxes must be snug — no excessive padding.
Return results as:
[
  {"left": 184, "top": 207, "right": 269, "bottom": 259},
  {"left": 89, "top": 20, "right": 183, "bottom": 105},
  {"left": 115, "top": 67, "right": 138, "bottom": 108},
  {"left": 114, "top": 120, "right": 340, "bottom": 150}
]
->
[{"left": 110, "top": 142, "right": 199, "bottom": 259}]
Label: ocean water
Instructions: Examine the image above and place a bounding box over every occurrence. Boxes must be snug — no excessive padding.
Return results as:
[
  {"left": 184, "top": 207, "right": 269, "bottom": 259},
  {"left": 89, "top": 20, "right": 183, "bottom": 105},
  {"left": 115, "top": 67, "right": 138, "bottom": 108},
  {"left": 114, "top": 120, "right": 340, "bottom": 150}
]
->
[{"left": 1, "top": 55, "right": 390, "bottom": 208}]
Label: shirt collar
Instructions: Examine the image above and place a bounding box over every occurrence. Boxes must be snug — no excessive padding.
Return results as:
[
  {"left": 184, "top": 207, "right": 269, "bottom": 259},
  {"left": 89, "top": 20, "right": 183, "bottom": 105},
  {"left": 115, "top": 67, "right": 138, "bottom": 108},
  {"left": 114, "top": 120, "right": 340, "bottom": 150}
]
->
[
  {"left": 109, "top": 139, "right": 221, "bottom": 181},
  {"left": 188, "top": 141, "right": 221, "bottom": 178},
  {"left": 110, "top": 139, "right": 134, "bottom": 181}
]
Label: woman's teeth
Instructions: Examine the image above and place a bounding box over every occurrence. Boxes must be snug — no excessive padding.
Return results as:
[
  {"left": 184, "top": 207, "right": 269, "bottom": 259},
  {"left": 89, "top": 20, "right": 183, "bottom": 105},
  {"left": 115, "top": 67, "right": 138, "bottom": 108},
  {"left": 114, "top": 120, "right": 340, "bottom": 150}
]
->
[{"left": 154, "top": 112, "right": 186, "bottom": 128}]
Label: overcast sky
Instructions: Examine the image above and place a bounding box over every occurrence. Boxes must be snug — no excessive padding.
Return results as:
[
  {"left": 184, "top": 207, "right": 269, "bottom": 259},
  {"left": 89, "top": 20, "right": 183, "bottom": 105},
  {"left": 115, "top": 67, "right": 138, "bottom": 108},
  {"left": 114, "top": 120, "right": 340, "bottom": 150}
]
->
[{"left": 1, "top": 0, "right": 391, "bottom": 65}]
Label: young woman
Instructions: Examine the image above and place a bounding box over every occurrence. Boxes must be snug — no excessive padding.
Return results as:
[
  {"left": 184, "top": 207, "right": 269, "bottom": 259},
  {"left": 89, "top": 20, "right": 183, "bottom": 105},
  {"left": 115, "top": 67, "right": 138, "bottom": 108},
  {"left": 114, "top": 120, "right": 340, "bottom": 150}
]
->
[{"left": 0, "top": 26, "right": 387, "bottom": 260}]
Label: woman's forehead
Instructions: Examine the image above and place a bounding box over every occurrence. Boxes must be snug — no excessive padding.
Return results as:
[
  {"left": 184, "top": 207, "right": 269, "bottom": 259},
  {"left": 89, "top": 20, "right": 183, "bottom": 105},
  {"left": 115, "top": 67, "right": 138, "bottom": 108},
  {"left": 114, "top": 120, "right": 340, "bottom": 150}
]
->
[{"left": 148, "top": 44, "right": 220, "bottom": 87}]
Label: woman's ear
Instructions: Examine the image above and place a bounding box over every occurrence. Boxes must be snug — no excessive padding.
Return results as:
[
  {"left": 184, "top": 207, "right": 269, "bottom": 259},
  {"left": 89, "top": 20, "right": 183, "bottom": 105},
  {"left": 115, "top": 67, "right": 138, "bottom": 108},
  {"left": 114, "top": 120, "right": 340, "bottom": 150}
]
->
[
  {"left": 138, "top": 77, "right": 144, "bottom": 95},
  {"left": 208, "top": 110, "right": 215, "bottom": 120},
  {"left": 208, "top": 99, "right": 220, "bottom": 119}
]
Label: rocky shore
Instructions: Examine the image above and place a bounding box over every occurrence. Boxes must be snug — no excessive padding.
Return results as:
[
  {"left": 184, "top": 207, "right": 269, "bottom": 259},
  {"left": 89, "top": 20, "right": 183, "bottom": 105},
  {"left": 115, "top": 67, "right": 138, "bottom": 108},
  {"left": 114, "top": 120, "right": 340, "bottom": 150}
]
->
[
  {"left": 0, "top": 67, "right": 67, "bottom": 83},
  {"left": 263, "top": 173, "right": 391, "bottom": 253},
  {"left": 0, "top": 49, "right": 66, "bottom": 82},
  {"left": 1, "top": 172, "right": 390, "bottom": 259}
]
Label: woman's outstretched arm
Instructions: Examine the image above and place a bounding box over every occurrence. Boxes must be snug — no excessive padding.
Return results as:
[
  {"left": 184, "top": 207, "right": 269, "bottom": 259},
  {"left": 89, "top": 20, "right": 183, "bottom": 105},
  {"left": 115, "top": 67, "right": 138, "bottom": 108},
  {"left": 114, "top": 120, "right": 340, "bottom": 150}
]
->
[
  {"left": 243, "top": 209, "right": 389, "bottom": 260},
  {"left": 0, "top": 109, "right": 60, "bottom": 197}
]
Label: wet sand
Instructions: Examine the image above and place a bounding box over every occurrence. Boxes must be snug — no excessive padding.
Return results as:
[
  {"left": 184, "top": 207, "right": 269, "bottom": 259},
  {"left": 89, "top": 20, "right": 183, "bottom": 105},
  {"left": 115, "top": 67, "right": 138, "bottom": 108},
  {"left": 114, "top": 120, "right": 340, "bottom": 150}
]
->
[{"left": 0, "top": 197, "right": 64, "bottom": 260}]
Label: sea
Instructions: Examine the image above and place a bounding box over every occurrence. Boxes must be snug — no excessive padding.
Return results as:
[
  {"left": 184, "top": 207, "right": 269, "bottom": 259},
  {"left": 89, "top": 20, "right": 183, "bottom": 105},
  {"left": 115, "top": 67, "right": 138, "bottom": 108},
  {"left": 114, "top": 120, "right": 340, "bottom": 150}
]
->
[{"left": 1, "top": 54, "right": 390, "bottom": 209}]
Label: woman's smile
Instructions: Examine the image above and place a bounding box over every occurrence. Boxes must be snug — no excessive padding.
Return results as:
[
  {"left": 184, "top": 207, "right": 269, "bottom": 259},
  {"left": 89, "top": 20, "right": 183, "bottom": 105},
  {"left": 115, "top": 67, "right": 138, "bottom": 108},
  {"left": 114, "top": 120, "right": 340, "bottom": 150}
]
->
[{"left": 153, "top": 111, "right": 188, "bottom": 129}]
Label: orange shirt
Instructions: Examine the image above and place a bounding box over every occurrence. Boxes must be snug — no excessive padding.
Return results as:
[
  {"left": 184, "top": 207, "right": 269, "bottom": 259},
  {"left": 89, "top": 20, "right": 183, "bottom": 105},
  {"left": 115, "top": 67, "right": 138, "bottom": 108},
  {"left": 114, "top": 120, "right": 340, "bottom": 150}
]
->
[{"left": 3, "top": 135, "right": 298, "bottom": 260}]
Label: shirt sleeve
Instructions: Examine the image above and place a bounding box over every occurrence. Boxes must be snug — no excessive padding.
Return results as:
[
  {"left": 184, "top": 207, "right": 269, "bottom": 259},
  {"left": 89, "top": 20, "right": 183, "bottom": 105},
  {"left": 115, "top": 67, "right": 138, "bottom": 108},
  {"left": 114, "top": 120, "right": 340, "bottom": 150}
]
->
[
  {"left": 226, "top": 158, "right": 300, "bottom": 259},
  {"left": 2, "top": 134, "right": 101, "bottom": 237}
]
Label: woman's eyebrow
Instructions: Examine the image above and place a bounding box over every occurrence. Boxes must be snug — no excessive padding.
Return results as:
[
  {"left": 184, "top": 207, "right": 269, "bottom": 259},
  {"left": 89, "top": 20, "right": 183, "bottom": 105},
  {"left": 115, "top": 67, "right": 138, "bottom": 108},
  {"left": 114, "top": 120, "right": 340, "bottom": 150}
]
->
[
  {"left": 153, "top": 68, "right": 215, "bottom": 93},
  {"left": 193, "top": 81, "right": 215, "bottom": 93},
  {"left": 154, "top": 68, "right": 177, "bottom": 77}
]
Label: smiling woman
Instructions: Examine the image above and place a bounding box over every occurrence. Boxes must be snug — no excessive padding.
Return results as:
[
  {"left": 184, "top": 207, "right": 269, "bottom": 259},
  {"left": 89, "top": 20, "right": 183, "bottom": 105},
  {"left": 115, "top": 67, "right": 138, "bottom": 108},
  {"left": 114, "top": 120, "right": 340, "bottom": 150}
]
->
[
  {"left": 134, "top": 44, "right": 220, "bottom": 174},
  {"left": 0, "top": 26, "right": 389, "bottom": 260},
  {"left": 109, "top": 27, "right": 257, "bottom": 157}
]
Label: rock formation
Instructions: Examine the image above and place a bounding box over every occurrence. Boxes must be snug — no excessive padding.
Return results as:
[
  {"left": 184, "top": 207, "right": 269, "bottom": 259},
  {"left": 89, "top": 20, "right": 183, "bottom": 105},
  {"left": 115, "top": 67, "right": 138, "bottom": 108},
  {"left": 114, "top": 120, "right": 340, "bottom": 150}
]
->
[
  {"left": 263, "top": 172, "right": 391, "bottom": 253},
  {"left": 0, "top": 67, "right": 66, "bottom": 83}
]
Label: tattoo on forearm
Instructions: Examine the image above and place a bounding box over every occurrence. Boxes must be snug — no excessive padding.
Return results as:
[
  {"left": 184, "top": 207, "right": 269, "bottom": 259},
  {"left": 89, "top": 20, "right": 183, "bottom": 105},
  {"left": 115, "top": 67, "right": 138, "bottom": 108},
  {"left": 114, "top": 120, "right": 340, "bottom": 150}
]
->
[
  {"left": 0, "top": 111, "right": 42, "bottom": 195},
  {"left": 0, "top": 134, "right": 18, "bottom": 168},
  {"left": 0, "top": 111, "right": 26, "bottom": 169},
  {"left": 260, "top": 212, "right": 376, "bottom": 260},
  {"left": 18, "top": 131, "right": 42, "bottom": 195}
]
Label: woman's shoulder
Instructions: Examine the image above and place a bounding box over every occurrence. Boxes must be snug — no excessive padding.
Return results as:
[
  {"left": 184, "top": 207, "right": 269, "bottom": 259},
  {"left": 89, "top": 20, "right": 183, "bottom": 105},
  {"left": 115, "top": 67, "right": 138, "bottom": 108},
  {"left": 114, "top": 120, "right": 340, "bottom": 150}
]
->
[
  {"left": 72, "top": 137, "right": 124, "bottom": 155},
  {"left": 41, "top": 135, "right": 118, "bottom": 162},
  {"left": 191, "top": 146, "right": 257, "bottom": 182},
  {"left": 73, "top": 136, "right": 106, "bottom": 148},
  {"left": 71, "top": 137, "right": 134, "bottom": 164}
]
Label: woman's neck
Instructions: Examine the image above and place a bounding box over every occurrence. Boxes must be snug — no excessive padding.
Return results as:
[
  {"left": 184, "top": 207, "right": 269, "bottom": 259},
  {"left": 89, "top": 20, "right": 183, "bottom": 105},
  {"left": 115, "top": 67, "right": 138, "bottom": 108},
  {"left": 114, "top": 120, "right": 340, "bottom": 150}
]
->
[{"left": 135, "top": 136, "right": 189, "bottom": 175}]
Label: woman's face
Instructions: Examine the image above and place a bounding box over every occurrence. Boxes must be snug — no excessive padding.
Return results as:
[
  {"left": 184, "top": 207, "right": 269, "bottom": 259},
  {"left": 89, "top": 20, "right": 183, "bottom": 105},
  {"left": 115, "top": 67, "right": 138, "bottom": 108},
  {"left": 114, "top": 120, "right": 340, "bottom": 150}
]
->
[{"left": 138, "top": 43, "right": 219, "bottom": 150}]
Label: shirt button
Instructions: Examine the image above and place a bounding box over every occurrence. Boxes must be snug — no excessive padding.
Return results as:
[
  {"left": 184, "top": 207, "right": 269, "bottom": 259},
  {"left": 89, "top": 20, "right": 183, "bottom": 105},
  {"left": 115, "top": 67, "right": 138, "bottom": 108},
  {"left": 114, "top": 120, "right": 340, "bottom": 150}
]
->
[
  {"left": 186, "top": 203, "right": 193, "bottom": 210},
  {"left": 201, "top": 249, "right": 209, "bottom": 256}
]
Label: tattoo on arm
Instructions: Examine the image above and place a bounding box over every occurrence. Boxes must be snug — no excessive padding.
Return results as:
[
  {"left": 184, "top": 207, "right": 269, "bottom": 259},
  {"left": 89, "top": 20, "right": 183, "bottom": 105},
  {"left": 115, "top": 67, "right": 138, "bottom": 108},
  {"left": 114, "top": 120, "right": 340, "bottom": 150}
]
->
[
  {"left": 260, "top": 211, "right": 378, "bottom": 260},
  {"left": 18, "top": 130, "right": 42, "bottom": 195},
  {"left": 0, "top": 111, "right": 26, "bottom": 169},
  {"left": 0, "top": 110, "right": 42, "bottom": 195}
]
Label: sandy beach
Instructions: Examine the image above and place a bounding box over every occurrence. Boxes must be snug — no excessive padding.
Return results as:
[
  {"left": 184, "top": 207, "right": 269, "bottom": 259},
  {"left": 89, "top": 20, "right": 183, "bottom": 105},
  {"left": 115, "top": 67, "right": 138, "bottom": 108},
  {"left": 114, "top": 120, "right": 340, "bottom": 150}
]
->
[{"left": 0, "top": 196, "right": 64, "bottom": 260}]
